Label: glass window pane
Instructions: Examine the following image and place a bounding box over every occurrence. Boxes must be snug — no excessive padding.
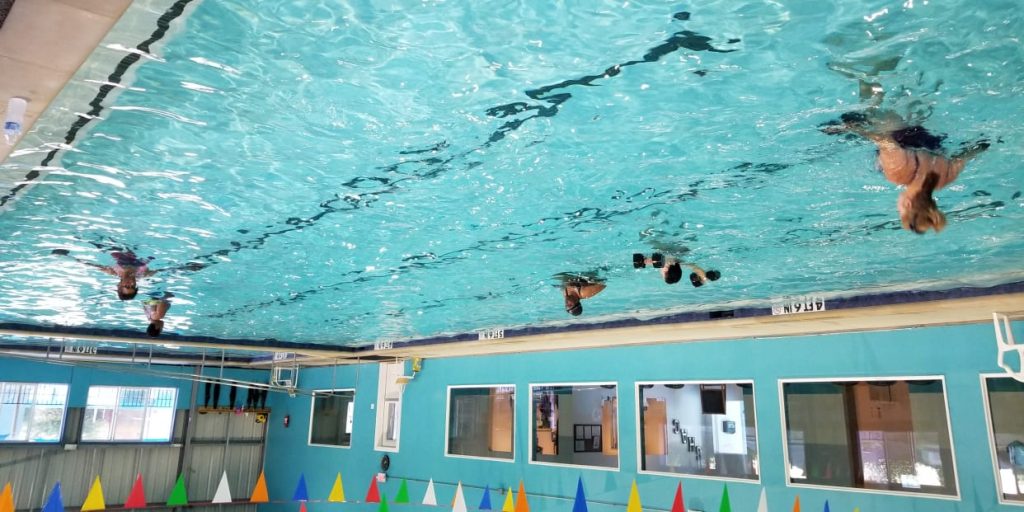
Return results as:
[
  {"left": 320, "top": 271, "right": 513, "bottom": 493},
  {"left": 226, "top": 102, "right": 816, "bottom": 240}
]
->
[
  {"left": 83, "top": 386, "right": 177, "bottom": 442},
  {"left": 82, "top": 407, "right": 114, "bottom": 441},
  {"left": 447, "top": 386, "right": 514, "bottom": 460},
  {"left": 985, "top": 377, "right": 1024, "bottom": 502},
  {"left": 531, "top": 384, "right": 618, "bottom": 469},
  {"left": 0, "top": 383, "right": 67, "bottom": 443},
  {"left": 638, "top": 382, "right": 758, "bottom": 479},
  {"left": 310, "top": 390, "right": 355, "bottom": 447},
  {"left": 143, "top": 407, "right": 174, "bottom": 442},
  {"left": 782, "top": 379, "right": 956, "bottom": 496}
]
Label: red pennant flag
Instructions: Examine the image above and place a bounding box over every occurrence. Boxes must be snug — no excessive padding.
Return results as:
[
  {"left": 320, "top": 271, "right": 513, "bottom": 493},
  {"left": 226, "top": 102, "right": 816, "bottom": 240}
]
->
[
  {"left": 365, "top": 477, "right": 381, "bottom": 503},
  {"left": 299, "top": 502, "right": 307, "bottom": 512},
  {"left": 670, "top": 483, "right": 684, "bottom": 512},
  {"left": 124, "top": 475, "right": 146, "bottom": 508}
]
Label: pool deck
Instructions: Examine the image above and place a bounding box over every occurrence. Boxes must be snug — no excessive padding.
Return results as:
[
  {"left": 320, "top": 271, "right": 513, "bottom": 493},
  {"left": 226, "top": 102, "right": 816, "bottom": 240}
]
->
[{"left": 0, "top": 0, "right": 132, "bottom": 163}]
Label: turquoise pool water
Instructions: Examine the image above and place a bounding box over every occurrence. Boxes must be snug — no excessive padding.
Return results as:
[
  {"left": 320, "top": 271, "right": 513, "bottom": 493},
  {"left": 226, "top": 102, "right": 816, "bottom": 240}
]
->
[{"left": 0, "top": 0, "right": 1022, "bottom": 346}]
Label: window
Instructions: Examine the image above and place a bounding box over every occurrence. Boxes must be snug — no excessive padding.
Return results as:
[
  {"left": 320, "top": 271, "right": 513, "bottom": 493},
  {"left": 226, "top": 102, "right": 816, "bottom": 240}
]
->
[
  {"left": 309, "top": 389, "right": 355, "bottom": 448},
  {"left": 0, "top": 382, "right": 68, "bottom": 443},
  {"left": 531, "top": 383, "right": 618, "bottom": 469},
  {"left": 82, "top": 386, "right": 177, "bottom": 442},
  {"left": 983, "top": 376, "right": 1024, "bottom": 503},
  {"left": 446, "top": 385, "right": 515, "bottom": 460},
  {"left": 638, "top": 381, "right": 759, "bottom": 480},
  {"left": 374, "top": 362, "right": 405, "bottom": 451},
  {"left": 781, "top": 378, "right": 956, "bottom": 496}
]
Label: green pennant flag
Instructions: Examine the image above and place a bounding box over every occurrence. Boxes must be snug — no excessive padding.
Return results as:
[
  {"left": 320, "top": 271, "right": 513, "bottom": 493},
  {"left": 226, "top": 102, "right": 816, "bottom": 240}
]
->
[
  {"left": 379, "top": 494, "right": 389, "bottom": 512},
  {"left": 167, "top": 475, "right": 189, "bottom": 507},
  {"left": 719, "top": 484, "right": 731, "bottom": 512},
  {"left": 394, "top": 480, "right": 410, "bottom": 504}
]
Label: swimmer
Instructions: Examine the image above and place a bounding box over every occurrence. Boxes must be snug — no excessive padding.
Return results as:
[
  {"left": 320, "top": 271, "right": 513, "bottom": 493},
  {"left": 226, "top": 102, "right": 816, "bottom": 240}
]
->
[
  {"left": 633, "top": 252, "right": 721, "bottom": 287},
  {"left": 556, "top": 273, "right": 607, "bottom": 316},
  {"left": 822, "top": 79, "right": 989, "bottom": 234},
  {"left": 51, "top": 249, "right": 205, "bottom": 299},
  {"left": 143, "top": 293, "right": 172, "bottom": 337}
]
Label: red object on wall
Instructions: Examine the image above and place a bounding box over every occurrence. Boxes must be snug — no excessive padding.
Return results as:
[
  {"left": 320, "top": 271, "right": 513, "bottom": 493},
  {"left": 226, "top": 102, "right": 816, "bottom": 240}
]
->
[
  {"left": 283, "top": 414, "right": 290, "bottom": 428},
  {"left": 365, "top": 476, "right": 381, "bottom": 503},
  {"left": 125, "top": 474, "right": 147, "bottom": 508}
]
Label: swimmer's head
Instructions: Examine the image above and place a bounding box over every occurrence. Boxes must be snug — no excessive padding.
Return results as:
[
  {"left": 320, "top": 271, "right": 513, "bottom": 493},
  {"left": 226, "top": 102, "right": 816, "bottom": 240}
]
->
[
  {"left": 117, "top": 277, "right": 138, "bottom": 300},
  {"left": 566, "top": 299, "right": 583, "bottom": 316},
  {"left": 663, "top": 262, "right": 682, "bottom": 284},
  {"left": 147, "top": 320, "right": 164, "bottom": 337},
  {"left": 898, "top": 174, "right": 947, "bottom": 234},
  {"left": 706, "top": 270, "right": 721, "bottom": 281}
]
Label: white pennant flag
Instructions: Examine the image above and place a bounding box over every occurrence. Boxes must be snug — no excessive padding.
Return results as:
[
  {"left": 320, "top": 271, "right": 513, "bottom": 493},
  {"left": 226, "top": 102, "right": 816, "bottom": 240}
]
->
[
  {"left": 757, "top": 487, "right": 768, "bottom": 512},
  {"left": 212, "top": 471, "right": 233, "bottom": 504},
  {"left": 452, "top": 482, "right": 467, "bottom": 512},
  {"left": 422, "top": 479, "right": 437, "bottom": 506}
]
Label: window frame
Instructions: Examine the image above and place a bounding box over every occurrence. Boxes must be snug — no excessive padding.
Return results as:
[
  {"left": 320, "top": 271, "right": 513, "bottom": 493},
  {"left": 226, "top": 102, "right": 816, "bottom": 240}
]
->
[
  {"left": 777, "top": 375, "right": 961, "bottom": 501},
  {"left": 527, "top": 381, "right": 620, "bottom": 472},
  {"left": 307, "top": 388, "right": 356, "bottom": 450},
  {"left": 634, "top": 379, "right": 762, "bottom": 484},
  {"left": 980, "top": 373, "right": 1024, "bottom": 507},
  {"left": 373, "top": 361, "right": 404, "bottom": 453},
  {"left": 0, "top": 382, "right": 69, "bottom": 444},
  {"left": 80, "top": 385, "right": 178, "bottom": 444},
  {"left": 443, "top": 384, "right": 517, "bottom": 463}
]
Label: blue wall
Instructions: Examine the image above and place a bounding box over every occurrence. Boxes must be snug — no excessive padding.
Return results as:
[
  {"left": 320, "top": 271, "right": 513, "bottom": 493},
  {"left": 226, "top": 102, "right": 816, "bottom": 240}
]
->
[{"left": 261, "top": 321, "right": 1022, "bottom": 512}]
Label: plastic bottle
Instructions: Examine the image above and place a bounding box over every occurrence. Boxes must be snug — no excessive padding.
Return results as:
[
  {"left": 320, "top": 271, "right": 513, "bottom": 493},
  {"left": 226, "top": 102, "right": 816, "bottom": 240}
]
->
[{"left": 4, "top": 97, "right": 28, "bottom": 145}]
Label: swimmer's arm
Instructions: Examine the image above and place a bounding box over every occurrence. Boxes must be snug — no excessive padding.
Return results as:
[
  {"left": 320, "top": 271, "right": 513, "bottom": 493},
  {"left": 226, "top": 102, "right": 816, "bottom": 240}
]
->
[
  {"left": 578, "top": 283, "right": 606, "bottom": 299},
  {"left": 148, "top": 262, "right": 207, "bottom": 275},
  {"left": 51, "top": 249, "right": 115, "bottom": 274}
]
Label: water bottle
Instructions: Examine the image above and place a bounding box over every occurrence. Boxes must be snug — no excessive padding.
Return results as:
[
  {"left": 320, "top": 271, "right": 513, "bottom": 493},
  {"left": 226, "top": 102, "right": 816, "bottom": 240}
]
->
[{"left": 4, "top": 97, "right": 28, "bottom": 145}]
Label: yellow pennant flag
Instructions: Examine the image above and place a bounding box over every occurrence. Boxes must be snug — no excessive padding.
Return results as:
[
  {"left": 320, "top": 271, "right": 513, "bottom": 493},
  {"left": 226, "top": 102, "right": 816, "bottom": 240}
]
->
[
  {"left": 626, "top": 481, "right": 642, "bottom": 512},
  {"left": 1, "top": 483, "right": 14, "bottom": 512},
  {"left": 81, "top": 477, "right": 105, "bottom": 511},
  {"left": 328, "top": 473, "right": 346, "bottom": 503},
  {"left": 501, "top": 487, "right": 515, "bottom": 512}
]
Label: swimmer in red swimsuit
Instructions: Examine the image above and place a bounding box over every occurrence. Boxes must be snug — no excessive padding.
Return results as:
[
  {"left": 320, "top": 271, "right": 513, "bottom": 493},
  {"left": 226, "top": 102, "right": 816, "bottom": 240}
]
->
[{"left": 51, "top": 249, "right": 204, "bottom": 300}]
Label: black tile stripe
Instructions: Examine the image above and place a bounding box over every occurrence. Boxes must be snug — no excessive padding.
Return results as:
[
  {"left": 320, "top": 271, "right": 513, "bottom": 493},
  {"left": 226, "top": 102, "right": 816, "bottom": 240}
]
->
[{"left": 0, "top": 0, "right": 195, "bottom": 208}]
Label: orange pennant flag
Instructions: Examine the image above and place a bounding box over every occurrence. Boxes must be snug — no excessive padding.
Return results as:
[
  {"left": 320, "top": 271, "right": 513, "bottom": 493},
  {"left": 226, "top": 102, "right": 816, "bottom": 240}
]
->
[
  {"left": 250, "top": 472, "right": 269, "bottom": 503},
  {"left": 514, "top": 481, "right": 529, "bottom": 512}
]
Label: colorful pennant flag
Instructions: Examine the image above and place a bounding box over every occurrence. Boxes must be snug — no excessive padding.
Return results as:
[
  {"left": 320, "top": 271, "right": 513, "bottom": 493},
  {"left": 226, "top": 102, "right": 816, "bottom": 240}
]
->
[
  {"left": 500, "top": 487, "right": 514, "bottom": 512},
  {"left": 300, "top": 503, "right": 308, "bottom": 512},
  {"left": 212, "top": 471, "right": 233, "bottom": 504},
  {"left": 379, "top": 495, "right": 389, "bottom": 512},
  {"left": 756, "top": 488, "right": 767, "bottom": 512},
  {"left": 718, "top": 485, "right": 730, "bottom": 512},
  {"left": 82, "top": 476, "right": 106, "bottom": 511},
  {"left": 328, "top": 473, "right": 346, "bottom": 503},
  {"left": 669, "top": 483, "right": 684, "bottom": 512},
  {"left": 125, "top": 474, "right": 147, "bottom": 508},
  {"left": 792, "top": 496, "right": 800, "bottom": 512},
  {"left": 251, "top": 471, "right": 269, "bottom": 503},
  {"left": 422, "top": 479, "right": 437, "bottom": 506},
  {"left": 514, "top": 481, "right": 529, "bottom": 512},
  {"left": 0, "top": 483, "right": 14, "bottom": 512},
  {"left": 294, "top": 474, "right": 309, "bottom": 502},
  {"left": 572, "top": 478, "right": 587, "bottom": 512},
  {"left": 167, "top": 475, "right": 188, "bottom": 507},
  {"left": 42, "top": 483, "right": 62, "bottom": 512},
  {"left": 822, "top": 501, "right": 829, "bottom": 512},
  {"left": 452, "top": 482, "right": 467, "bottom": 512},
  {"left": 478, "top": 485, "right": 492, "bottom": 511},
  {"left": 395, "top": 480, "right": 410, "bottom": 504},
  {"left": 366, "top": 476, "right": 381, "bottom": 503},
  {"left": 626, "top": 481, "right": 641, "bottom": 512}
]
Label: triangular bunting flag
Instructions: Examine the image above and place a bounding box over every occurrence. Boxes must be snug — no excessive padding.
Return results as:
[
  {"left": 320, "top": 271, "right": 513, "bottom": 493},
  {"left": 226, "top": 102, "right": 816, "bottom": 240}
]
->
[
  {"left": 572, "top": 478, "right": 587, "bottom": 512},
  {"left": 125, "top": 474, "right": 147, "bottom": 508},
  {"left": 42, "top": 483, "right": 62, "bottom": 512},
  {"left": 479, "top": 485, "right": 492, "bottom": 511},
  {"left": 792, "top": 496, "right": 800, "bottom": 512},
  {"left": 514, "top": 481, "right": 529, "bottom": 512},
  {"left": 626, "top": 481, "right": 641, "bottom": 512},
  {"left": 294, "top": 474, "right": 309, "bottom": 502},
  {"left": 822, "top": 501, "right": 829, "bottom": 512},
  {"left": 669, "top": 483, "right": 683, "bottom": 512},
  {"left": 718, "top": 485, "right": 730, "bottom": 512},
  {"left": 756, "top": 488, "right": 767, "bottom": 512},
  {"left": 212, "top": 471, "right": 233, "bottom": 504},
  {"left": 500, "top": 488, "right": 514, "bottom": 512},
  {"left": 453, "top": 483, "right": 467, "bottom": 512},
  {"left": 328, "top": 474, "right": 346, "bottom": 503},
  {"left": 167, "top": 475, "right": 188, "bottom": 507},
  {"left": 1, "top": 483, "right": 14, "bottom": 512},
  {"left": 300, "top": 503, "right": 308, "bottom": 512},
  {"left": 366, "top": 476, "right": 381, "bottom": 503},
  {"left": 251, "top": 471, "right": 269, "bottom": 503},
  {"left": 395, "top": 479, "right": 410, "bottom": 504},
  {"left": 422, "top": 479, "right": 437, "bottom": 506},
  {"left": 82, "top": 476, "right": 106, "bottom": 511},
  {"left": 379, "top": 495, "right": 389, "bottom": 512}
]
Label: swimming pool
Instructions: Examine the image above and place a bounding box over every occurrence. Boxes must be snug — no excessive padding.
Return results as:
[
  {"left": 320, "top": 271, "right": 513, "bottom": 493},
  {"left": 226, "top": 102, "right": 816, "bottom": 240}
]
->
[{"left": 0, "top": 0, "right": 1021, "bottom": 346}]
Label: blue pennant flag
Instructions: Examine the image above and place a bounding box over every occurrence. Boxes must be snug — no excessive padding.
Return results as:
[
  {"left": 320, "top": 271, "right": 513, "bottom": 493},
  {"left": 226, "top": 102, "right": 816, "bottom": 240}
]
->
[
  {"left": 293, "top": 474, "right": 309, "bottom": 502},
  {"left": 478, "top": 485, "right": 492, "bottom": 510},
  {"left": 42, "top": 483, "right": 63, "bottom": 512},
  {"left": 823, "top": 500, "right": 830, "bottom": 512},
  {"left": 572, "top": 477, "right": 588, "bottom": 512}
]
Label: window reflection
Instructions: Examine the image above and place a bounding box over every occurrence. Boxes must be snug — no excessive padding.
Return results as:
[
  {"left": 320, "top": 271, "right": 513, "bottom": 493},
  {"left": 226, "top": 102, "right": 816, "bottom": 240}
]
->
[
  {"left": 782, "top": 379, "right": 956, "bottom": 496},
  {"left": 447, "top": 386, "right": 514, "bottom": 460},
  {"left": 984, "top": 377, "right": 1024, "bottom": 502},
  {"left": 638, "top": 382, "right": 759, "bottom": 479},
  {"left": 310, "top": 389, "right": 355, "bottom": 447},
  {"left": 532, "top": 384, "right": 618, "bottom": 468}
]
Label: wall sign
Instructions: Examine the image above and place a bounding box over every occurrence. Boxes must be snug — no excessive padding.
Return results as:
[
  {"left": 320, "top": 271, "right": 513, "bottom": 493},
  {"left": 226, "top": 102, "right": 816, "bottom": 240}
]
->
[
  {"left": 374, "top": 339, "right": 394, "bottom": 351},
  {"left": 477, "top": 328, "right": 504, "bottom": 340},
  {"left": 63, "top": 343, "right": 98, "bottom": 355},
  {"left": 771, "top": 296, "right": 826, "bottom": 315}
]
